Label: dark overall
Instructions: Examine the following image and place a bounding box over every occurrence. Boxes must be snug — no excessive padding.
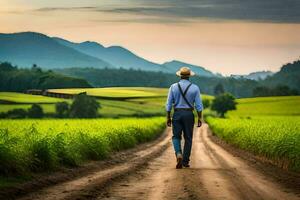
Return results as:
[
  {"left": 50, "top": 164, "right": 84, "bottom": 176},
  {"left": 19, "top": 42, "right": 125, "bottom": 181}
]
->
[{"left": 172, "top": 83, "right": 194, "bottom": 165}]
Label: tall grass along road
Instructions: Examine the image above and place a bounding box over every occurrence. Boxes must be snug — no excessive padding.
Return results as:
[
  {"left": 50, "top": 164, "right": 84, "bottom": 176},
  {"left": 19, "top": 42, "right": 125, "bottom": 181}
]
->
[
  {"left": 9, "top": 125, "right": 299, "bottom": 200},
  {"left": 207, "top": 96, "right": 300, "bottom": 172},
  {"left": 0, "top": 117, "right": 165, "bottom": 176}
]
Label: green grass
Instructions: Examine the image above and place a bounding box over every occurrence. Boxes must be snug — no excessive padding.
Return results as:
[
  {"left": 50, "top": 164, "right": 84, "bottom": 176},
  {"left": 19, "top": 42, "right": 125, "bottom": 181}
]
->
[
  {"left": 207, "top": 96, "right": 300, "bottom": 172},
  {"left": 0, "top": 92, "right": 68, "bottom": 104},
  {"left": 0, "top": 117, "right": 165, "bottom": 175},
  {"left": 227, "top": 96, "right": 300, "bottom": 117}
]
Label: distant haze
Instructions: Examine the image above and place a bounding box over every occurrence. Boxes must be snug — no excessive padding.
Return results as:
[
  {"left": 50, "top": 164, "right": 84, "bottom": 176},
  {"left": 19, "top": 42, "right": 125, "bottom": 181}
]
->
[{"left": 1, "top": 0, "right": 300, "bottom": 75}]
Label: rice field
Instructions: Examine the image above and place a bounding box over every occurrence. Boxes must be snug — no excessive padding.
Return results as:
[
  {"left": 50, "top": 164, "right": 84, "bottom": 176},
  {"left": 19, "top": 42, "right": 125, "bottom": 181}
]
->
[
  {"left": 0, "top": 117, "right": 165, "bottom": 175},
  {"left": 207, "top": 96, "right": 300, "bottom": 171}
]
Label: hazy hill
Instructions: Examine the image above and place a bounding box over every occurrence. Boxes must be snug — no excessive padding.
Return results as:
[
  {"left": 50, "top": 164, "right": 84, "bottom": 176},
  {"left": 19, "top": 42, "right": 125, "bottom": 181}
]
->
[
  {"left": 263, "top": 60, "right": 300, "bottom": 91},
  {"left": 0, "top": 31, "right": 217, "bottom": 75},
  {"left": 231, "top": 71, "right": 274, "bottom": 80},
  {"left": 163, "top": 60, "right": 217, "bottom": 77},
  {"left": 0, "top": 32, "right": 113, "bottom": 69},
  {"left": 53, "top": 37, "right": 165, "bottom": 72}
]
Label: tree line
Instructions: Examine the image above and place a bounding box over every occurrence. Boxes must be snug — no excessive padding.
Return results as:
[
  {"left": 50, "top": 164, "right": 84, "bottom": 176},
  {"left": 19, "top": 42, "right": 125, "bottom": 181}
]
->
[
  {"left": 1, "top": 60, "right": 299, "bottom": 98},
  {"left": 0, "top": 62, "right": 91, "bottom": 92},
  {"left": 56, "top": 67, "right": 259, "bottom": 98},
  {"left": 56, "top": 60, "right": 300, "bottom": 98}
]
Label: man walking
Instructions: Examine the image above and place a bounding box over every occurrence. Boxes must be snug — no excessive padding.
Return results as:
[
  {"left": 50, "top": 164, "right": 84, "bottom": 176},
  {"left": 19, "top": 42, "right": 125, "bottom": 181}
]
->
[{"left": 166, "top": 67, "right": 203, "bottom": 169}]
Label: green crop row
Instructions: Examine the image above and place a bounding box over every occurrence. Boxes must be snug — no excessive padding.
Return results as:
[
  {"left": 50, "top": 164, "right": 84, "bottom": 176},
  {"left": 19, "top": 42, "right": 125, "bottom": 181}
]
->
[
  {"left": 207, "top": 116, "right": 300, "bottom": 171},
  {"left": 0, "top": 117, "right": 165, "bottom": 175}
]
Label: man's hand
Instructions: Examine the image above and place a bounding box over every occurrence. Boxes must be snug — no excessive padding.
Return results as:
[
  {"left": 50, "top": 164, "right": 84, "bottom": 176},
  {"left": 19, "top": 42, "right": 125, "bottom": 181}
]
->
[
  {"left": 167, "top": 117, "right": 172, "bottom": 127},
  {"left": 197, "top": 111, "right": 202, "bottom": 128},
  {"left": 197, "top": 119, "right": 202, "bottom": 127}
]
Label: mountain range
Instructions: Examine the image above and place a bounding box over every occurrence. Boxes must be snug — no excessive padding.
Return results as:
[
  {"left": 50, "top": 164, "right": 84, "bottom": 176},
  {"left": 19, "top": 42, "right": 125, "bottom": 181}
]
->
[
  {"left": 0, "top": 32, "right": 112, "bottom": 69},
  {"left": 230, "top": 71, "right": 274, "bottom": 81},
  {"left": 0, "top": 32, "right": 217, "bottom": 77}
]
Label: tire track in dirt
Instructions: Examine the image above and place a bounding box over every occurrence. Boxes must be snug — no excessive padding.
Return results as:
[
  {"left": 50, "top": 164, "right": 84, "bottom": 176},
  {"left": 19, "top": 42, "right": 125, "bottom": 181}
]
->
[{"left": 94, "top": 124, "right": 300, "bottom": 200}]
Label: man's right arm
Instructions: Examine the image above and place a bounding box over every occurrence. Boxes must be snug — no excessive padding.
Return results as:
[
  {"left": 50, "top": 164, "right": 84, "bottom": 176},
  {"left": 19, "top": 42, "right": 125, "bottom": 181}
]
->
[
  {"left": 166, "top": 85, "right": 174, "bottom": 127},
  {"left": 197, "top": 111, "right": 202, "bottom": 127}
]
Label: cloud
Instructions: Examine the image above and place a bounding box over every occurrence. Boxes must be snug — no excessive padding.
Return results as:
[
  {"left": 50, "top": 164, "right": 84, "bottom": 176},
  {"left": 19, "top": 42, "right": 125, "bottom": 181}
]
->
[
  {"left": 98, "top": 0, "right": 300, "bottom": 23},
  {"left": 31, "top": 0, "right": 300, "bottom": 24},
  {"left": 34, "top": 6, "right": 97, "bottom": 12},
  {"left": 92, "top": 17, "right": 188, "bottom": 24}
]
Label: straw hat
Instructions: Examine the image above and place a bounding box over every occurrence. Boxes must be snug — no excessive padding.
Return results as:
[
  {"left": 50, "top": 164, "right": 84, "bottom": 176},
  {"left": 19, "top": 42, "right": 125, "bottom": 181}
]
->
[{"left": 176, "top": 67, "right": 195, "bottom": 77}]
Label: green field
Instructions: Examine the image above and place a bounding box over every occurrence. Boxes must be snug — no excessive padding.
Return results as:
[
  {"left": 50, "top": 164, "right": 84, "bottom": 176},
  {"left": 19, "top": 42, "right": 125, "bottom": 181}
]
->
[
  {"left": 0, "top": 117, "right": 165, "bottom": 175},
  {"left": 0, "top": 92, "right": 68, "bottom": 104},
  {"left": 47, "top": 87, "right": 168, "bottom": 99},
  {"left": 227, "top": 96, "right": 300, "bottom": 117},
  {"left": 207, "top": 96, "right": 300, "bottom": 171},
  {"left": 0, "top": 88, "right": 212, "bottom": 118}
]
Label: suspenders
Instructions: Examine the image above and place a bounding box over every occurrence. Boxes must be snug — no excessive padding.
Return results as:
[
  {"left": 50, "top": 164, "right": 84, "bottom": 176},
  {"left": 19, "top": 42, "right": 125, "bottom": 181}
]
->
[{"left": 176, "top": 83, "right": 194, "bottom": 110}]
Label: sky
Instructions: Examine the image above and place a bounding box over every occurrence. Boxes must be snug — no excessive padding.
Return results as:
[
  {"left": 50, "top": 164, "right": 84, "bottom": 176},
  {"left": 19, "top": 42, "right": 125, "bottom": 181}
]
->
[{"left": 1, "top": 0, "right": 300, "bottom": 75}]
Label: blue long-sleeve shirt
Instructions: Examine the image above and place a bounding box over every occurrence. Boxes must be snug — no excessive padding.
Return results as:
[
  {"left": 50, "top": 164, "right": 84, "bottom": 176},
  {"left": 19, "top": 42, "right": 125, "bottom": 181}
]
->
[{"left": 166, "top": 79, "right": 203, "bottom": 112}]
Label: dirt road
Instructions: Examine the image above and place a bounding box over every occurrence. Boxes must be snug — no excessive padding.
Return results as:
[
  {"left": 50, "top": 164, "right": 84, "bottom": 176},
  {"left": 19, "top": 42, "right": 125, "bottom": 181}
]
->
[{"left": 14, "top": 124, "right": 300, "bottom": 200}]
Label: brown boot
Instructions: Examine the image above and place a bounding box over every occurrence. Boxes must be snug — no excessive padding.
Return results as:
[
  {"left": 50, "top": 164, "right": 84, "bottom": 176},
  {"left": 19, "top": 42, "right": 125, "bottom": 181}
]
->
[{"left": 176, "top": 153, "right": 183, "bottom": 169}]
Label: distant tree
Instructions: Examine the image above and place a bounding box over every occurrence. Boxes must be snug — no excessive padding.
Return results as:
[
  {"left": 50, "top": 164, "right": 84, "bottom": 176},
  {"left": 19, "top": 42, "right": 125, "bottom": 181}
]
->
[
  {"left": 70, "top": 93, "right": 100, "bottom": 118},
  {"left": 28, "top": 104, "right": 44, "bottom": 118},
  {"left": 214, "top": 83, "right": 225, "bottom": 96},
  {"left": 55, "top": 102, "right": 69, "bottom": 118},
  {"left": 211, "top": 93, "right": 237, "bottom": 117},
  {"left": 202, "top": 99, "right": 211, "bottom": 109},
  {"left": 6, "top": 109, "right": 27, "bottom": 119},
  {"left": 31, "top": 64, "right": 42, "bottom": 73}
]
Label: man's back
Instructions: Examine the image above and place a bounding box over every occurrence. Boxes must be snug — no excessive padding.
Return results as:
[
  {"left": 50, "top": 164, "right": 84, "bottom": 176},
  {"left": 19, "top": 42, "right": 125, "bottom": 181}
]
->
[{"left": 166, "top": 79, "right": 203, "bottom": 112}]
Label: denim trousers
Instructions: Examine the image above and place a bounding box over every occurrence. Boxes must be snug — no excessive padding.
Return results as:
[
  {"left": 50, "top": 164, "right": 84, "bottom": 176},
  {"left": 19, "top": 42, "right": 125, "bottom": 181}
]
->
[{"left": 172, "top": 110, "right": 194, "bottom": 165}]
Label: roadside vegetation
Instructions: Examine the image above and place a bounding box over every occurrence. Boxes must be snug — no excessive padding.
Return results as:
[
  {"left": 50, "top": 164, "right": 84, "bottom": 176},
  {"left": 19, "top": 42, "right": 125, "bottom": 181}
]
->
[
  {"left": 207, "top": 95, "right": 300, "bottom": 172},
  {"left": 0, "top": 117, "right": 165, "bottom": 175}
]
